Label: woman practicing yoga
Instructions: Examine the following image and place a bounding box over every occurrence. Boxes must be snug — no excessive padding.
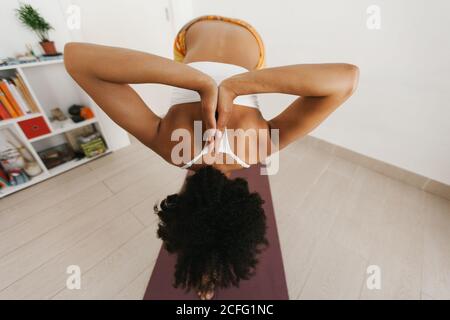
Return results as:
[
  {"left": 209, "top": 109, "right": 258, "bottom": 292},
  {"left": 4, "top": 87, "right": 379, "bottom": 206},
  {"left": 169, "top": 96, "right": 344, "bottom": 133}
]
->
[{"left": 64, "top": 15, "right": 359, "bottom": 300}]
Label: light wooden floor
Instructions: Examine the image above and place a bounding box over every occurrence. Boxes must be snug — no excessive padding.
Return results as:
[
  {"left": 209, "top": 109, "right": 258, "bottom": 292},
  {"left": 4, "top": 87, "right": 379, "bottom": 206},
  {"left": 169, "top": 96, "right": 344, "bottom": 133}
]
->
[{"left": 0, "top": 136, "right": 449, "bottom": 300}]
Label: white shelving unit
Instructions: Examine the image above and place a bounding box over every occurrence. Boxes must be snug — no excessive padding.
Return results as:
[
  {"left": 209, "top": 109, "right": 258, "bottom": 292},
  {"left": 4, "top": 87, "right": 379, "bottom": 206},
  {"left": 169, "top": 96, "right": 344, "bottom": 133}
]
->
[{"left": 0, "top": 58, "right": 130, "bottom": 198}]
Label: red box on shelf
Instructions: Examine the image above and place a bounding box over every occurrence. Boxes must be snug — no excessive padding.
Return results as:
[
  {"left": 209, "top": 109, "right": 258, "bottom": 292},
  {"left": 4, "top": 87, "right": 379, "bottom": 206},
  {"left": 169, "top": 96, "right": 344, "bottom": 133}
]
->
[{"left": 18, "top": 116, "right": 51, "bottom": 139}]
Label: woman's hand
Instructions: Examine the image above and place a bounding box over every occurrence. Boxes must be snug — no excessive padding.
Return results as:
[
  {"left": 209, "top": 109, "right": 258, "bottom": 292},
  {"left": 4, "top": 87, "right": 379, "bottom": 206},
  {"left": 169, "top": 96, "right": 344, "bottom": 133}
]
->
[
  {"left": 216, "top": 80, "right": 237, "bottom": 137},
  {"left": 199, "top": 75, "right": 236, "bottom": 150},
  {"left": 202, "top": 78, "right": 238, "bottom": 152},
  {"left": 198, "top": 76, "right": 238, "bottom": 153},
  {"left": 198, "top": 78, "right": 219, "bottom": 149}
]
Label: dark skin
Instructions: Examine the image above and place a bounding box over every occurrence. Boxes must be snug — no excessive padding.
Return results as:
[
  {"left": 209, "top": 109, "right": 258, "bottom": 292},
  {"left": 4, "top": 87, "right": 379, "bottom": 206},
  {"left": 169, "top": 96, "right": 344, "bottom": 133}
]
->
[{"left": 64, "top": 19, "right": 359, "bottom": 299}]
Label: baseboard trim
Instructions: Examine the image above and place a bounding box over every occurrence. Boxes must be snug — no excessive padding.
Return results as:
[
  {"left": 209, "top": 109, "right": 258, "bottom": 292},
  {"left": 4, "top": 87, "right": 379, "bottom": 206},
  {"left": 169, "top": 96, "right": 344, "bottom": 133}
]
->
[{"left": 303, "top": 135, "right": 450, "bottom": 201}]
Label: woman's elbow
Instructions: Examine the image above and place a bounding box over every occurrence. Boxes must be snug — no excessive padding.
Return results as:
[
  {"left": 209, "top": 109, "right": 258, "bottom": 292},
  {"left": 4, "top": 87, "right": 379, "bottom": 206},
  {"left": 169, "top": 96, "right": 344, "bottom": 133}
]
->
[
  {"left": 341, "top": 63, "right": 359, "bottom": 97},
  {"left": 64, "top": 42, "right": 85, "bottom": 75}
]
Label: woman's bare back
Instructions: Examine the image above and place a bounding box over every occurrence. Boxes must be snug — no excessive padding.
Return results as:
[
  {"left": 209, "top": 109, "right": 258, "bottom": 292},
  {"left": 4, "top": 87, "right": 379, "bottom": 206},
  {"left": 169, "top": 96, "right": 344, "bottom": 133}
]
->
[
  {"left": 183, "top": 20, "right": 261, "bottom": 71},
  {"left": 156, "top": 102, "right": 270, "bottom": 173}
]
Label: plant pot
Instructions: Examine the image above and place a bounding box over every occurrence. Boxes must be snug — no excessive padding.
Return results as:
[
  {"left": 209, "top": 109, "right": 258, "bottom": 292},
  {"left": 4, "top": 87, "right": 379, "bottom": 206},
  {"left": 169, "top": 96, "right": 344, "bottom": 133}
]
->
[{"left": 40, "top": 41, "right": 57, "bottom": 55}]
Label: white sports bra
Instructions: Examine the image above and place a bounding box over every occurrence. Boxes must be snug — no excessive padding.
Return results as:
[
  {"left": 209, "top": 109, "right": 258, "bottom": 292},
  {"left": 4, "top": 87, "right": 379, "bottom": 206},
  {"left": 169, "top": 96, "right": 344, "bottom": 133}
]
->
[
  {"left": 174, "top": 61, "right": 257, "bottom": 170},
  {"left": 170, "top": 61, "right": 260, "bottom": 109},
  {"left": 181, "top": 128, "right": 250, "bottom": 169}
]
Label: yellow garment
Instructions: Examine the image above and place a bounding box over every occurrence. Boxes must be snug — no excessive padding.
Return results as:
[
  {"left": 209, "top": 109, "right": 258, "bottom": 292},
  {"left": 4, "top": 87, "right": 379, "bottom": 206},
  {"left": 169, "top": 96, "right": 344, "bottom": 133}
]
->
[{"left": 173, "top": 15, "right": 266, "bottom": 70}]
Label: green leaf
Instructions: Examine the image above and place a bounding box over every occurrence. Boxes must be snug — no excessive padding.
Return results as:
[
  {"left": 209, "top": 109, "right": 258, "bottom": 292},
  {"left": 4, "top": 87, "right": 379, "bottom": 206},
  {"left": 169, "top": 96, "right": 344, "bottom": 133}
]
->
[{"left": 16, "top": 3, "right": 54, "bottom": 42}]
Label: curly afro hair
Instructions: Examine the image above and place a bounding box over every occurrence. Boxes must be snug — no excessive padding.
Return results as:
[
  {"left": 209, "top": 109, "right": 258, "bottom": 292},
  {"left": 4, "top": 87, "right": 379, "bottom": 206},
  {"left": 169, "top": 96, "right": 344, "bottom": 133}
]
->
[{"left": 154, "top": 165, "right": 268, "bottom": 292}]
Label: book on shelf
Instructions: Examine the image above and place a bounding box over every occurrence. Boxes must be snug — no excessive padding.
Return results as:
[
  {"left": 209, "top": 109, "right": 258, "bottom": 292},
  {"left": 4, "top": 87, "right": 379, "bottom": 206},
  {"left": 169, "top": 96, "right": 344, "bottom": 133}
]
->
[
  {"left": 0, "top": 90, "right": 18, "bottom": 118},
  {"left": 0, "top": 72, "right": 39, "bottom": 120},
  {"left": 14, "top": 73, "right": 40, "bottom": 113},
  {"left": 6, "top": 80, "right": 32, "bottom": 114},
  {"left": 0, "top": 80, "right": 24, "bottom": 117},
  {"left": 0, "top": 100, "right": 12, "bottom": 120}
]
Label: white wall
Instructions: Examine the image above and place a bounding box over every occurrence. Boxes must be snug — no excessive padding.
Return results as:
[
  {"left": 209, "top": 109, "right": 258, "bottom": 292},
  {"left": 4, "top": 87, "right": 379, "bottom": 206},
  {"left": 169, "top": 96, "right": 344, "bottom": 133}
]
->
[
  {"left": 66, "top": 0, "right": 175, "bottom": 116},
  {"left": 0, "top": 0, "right": 71, "bottom": 57},
  {"left": 191, "top": 0, "right": 450, "bottom": 185}
]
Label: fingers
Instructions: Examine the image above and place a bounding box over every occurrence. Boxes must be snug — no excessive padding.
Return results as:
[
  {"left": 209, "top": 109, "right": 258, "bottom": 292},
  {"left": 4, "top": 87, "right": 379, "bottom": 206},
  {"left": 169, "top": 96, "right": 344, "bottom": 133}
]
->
[
  {"left": 215, "top": 105, "right": 229, "bottom": 154},
  {"left": 200, "top": 88, "right": 218, "bottom": 150},
  {"left": 202, "top": 111, "right": 216, "bottom": 143},
  {"left": 215, "top": 100, "right": 231, "bottom": 151},
  {"left": 216, "top": 85, "right": 234, "bottom": 132},
  {"left": 215, "top": 129, "right": 223, "bottom": 144},
  {"left": 216, "top": 110, "right": 231, "bottom": 132},
  {"left": 213, "top": 86, "right": 234, "bottom": 154},
  {"left": 205, "top": 128, "right": 216, "bottom": 153},
  {"left": 201, "top": 98, "right": 217, "bottom": 130}
]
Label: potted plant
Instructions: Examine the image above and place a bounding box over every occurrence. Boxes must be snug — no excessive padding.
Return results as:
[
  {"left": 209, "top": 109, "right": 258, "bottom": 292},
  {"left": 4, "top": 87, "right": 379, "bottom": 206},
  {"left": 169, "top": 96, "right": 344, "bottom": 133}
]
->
[{"left": 16, "top": 3, "right": 58, "bottom": 55}]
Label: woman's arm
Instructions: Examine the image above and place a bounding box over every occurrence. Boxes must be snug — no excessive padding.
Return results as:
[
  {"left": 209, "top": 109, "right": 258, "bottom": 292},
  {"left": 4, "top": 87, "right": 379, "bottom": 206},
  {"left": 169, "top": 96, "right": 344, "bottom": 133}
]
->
[
  {"left": 64, "top": 42, "right": 215, "bottom": 150},
  {"left": 219, "top": 63, "right": 359, "bottom": 150}
]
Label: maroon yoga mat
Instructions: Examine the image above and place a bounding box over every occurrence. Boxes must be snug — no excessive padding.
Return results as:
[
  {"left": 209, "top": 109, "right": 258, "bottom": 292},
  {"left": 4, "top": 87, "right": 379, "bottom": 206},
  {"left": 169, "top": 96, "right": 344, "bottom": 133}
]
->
[{"left": 143, "top": 164, "right": 288, "bottom": 300}]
